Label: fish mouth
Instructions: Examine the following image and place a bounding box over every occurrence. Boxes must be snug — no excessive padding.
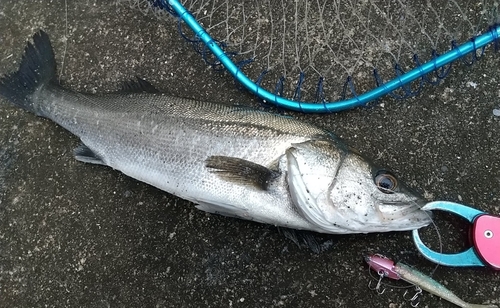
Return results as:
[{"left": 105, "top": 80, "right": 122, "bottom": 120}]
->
[{"left": 375, "top": 198, "right": 433, "bottom": 230}]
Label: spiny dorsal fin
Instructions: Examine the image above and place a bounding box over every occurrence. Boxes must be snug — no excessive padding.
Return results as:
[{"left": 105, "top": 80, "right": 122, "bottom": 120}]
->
[
  {"left": 120, "top": 77, "right": 159, "bottom": 93},
  {"left": 205, "top": 155, "right": 279, "bottom": 190}
]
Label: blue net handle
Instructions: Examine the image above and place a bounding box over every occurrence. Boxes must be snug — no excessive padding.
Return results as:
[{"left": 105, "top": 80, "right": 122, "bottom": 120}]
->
[{"left": 167, "top": 0, "right": 500, "bottom": 113}]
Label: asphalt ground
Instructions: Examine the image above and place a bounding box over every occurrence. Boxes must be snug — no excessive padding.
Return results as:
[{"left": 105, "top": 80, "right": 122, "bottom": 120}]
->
[{"left": 0, "top": 1, "right": 499, "bottom": 307}]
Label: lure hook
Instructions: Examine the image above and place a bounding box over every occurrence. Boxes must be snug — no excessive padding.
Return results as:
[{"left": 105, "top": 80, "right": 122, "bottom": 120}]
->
[
  {"left": 368, "top": 270, "right": 386, "bottom": 294},
  {"left": 404, "top": 286, "right": 422, "bottom": 307}
]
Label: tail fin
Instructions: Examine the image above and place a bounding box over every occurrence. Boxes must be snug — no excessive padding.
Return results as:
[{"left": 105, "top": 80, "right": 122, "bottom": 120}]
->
[{"left": 0, "top": 30, "right": 57, "bottom": 114}]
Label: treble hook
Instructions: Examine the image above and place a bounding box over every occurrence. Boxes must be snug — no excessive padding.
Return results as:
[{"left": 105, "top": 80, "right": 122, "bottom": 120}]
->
[
  {"left": 367, "top": 270, "right": 386, "bottom": 294},
  {"left": 403, "top": 286, "right": 422, "bottom": 307}
]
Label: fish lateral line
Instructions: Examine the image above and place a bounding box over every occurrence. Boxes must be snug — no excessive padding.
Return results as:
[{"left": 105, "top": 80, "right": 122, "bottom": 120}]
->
[{"left": 0, "top": 30, "right": 433, "bottom": 235}]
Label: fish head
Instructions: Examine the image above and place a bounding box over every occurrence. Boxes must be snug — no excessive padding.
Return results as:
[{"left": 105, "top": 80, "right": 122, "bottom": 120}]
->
[{"left": 286, "top": 139, "right": 432, "bottom": 234}]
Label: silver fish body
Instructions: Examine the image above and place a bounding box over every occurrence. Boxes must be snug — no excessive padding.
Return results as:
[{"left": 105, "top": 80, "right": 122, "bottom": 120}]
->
[{"left": 0, "top": 31, "right": 432, "bottom": 234}]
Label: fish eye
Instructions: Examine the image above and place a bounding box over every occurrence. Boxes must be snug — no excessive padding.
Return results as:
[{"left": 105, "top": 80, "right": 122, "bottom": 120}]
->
[{"left": 374, "top": 170, "right": 398, "bottom": 194}]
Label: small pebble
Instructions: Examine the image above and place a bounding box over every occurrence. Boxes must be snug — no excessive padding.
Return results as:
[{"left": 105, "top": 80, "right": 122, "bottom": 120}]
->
[{"left": 493, "top": 109, "right": 500, "bottom": 117}]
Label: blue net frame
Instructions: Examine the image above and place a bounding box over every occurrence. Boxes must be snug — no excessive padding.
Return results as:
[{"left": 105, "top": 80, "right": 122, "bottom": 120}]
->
[{"left": 153, "top": 0, "right": 500, "bottom": 113}]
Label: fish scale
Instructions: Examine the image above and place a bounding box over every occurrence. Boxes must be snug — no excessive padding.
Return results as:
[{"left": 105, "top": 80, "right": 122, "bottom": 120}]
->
[
  {"left": 34, "top": 85, "right": 327, "bottom": 231},
  {"left": 0, "top": 30, "right": 432, "bottom": 234}
]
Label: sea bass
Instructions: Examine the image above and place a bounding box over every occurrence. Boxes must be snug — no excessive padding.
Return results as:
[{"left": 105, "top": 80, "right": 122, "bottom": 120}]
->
[{"left": 0, "top": 31, "right": 431, "bottom": 234}]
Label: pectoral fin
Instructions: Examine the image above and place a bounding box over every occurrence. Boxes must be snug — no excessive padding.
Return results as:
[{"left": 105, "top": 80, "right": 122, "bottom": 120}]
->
[{"left": 205, "top": 155, "right": 279, "bottom": 190}]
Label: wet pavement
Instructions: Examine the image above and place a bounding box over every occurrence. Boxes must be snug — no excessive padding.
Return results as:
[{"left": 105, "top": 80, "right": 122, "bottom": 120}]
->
[{"left": 0, "top": 1, "right": 499, "bottom": 307}]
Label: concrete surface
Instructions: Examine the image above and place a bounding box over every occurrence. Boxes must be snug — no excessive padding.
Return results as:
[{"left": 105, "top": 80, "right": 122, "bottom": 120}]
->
[{"left": 0, "top": 1, "right": 499, "bottom": 307}]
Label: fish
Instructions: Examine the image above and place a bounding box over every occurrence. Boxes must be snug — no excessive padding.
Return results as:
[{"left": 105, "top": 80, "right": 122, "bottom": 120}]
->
[
  {"left": 0, "top": 31, "right": 432, "bottom": 234},
  {"left": 365, "top": 254, "right": 498, "bottom": 308}
]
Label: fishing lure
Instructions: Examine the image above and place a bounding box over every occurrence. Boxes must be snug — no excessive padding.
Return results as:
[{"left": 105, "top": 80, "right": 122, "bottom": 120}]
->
[{"left": 365, "top": 254, "right": 498, "bottom": 308}]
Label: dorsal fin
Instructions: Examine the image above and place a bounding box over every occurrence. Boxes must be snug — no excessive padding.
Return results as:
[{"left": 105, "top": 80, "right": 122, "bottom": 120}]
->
[{"left": 120, "top": 77, "right": 159, "bottom": 93}]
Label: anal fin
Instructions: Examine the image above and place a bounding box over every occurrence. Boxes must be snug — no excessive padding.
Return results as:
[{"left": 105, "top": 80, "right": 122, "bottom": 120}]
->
[{"left": 74, "top": 143, "right": 106, "bottom": 165}]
